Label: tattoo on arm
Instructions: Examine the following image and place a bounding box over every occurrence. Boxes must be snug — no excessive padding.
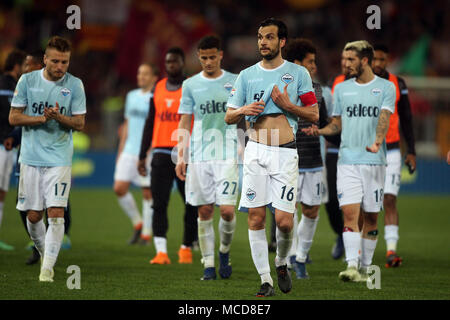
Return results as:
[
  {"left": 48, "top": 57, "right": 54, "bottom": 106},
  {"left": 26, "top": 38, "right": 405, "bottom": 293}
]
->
[
  {"left": 57, "top": 114, "right": 85, "bottom": 131},
  {"left": 375, "top": 109, "right": 391, "bottom": 143},
  {"left": 322, "top": 117, "right": 341, "bottom": 136},
  {"left": 329, "top": 123, "right": 340, "bottom": 135}
]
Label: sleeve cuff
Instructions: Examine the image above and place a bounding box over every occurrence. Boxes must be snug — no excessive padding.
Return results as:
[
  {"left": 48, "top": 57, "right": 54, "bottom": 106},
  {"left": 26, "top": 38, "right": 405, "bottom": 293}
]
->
[
  {"left": 178, "top": 110, "right": 193, "bottom": 115},
  {"left": 226, "top": 103, "right": 241, "bottom": 109},
  {"left": 381, "top": 106, "right": 394, "bottom": 113}
]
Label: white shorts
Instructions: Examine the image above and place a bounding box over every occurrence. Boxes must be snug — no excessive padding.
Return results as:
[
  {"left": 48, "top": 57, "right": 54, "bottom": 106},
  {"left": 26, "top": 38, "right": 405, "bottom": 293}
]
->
[
  {"left": 17, "top": 164, "right": 71, "bottom": 211},
  {"left": 384, "top": 149, "right": 401, "bottom": 196},
  {"left": 320, "top": 165, "right": 329, "bottom": 204},
  {"left": 239, "top": 141, "right": 298, "bottom": 214},
  {"left": 0, "top": 146, "right": 14, "bottom": 192},
  {"left": 337, "top": 164, "right": 386, "bottom": 213},
  {"left": 114, "top": 152, "right": 151, "bottom": 188},
  {"left": 185, "top": 160, "right": 239, "bottom": 206},
  {"left": 297, "top": 170, "right": 323, "bottom": 206}
]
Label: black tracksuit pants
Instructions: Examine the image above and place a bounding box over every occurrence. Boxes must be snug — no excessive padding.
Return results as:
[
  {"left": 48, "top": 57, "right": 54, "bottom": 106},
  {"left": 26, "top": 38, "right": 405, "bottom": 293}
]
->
[
  {"left": 325, "top": 152, "right": 344, "bottom": 235},
  {"left": 151, "top": 152, "right": 198, "bottom": 246}
]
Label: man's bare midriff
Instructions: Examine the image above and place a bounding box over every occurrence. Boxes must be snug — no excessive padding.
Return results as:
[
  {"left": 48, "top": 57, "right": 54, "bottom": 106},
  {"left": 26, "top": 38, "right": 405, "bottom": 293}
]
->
[{"left": 247, "top": 114, "right": 295, "bottom": 146}]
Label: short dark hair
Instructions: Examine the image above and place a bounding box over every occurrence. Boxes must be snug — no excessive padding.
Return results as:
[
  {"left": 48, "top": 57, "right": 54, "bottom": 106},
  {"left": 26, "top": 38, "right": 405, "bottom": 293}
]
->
[
  {"left": 344, "top": 40, "right": 374, "bottom": 65},
  {"left": 46, "top": 36, "right": 72, "bottom": 53},
  {"left": 198, "top": 35, "right": 221, "bottom": 51},
  {"left": 373, "top": 44, "right": 389, "bottom": 54},
  {"left": 28, "top": 50, "right": 44, "bottom": 66},
  {"left": 4, "top": 49, "right": 26, "bottom": 72},
  {"left": 166, "top": 47, "right": 185, "bottom": 62},
  {"left": 284, "top": 38, "right": 316, "bottom": 63},
  {"left": 258, "top": 18, "right": 288, "bottom": 40}
]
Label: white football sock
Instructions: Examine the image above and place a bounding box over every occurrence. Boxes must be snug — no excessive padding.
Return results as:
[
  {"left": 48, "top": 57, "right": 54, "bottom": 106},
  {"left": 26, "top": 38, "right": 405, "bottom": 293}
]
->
[
  {"left": 249, "top": 229, "right": 272, "bottom": 286},
  {"left": 198, "top": 218, "right": 215, "bottom": 268},
  {"left": 154, "top": 236, "right": 167, "bottom": 253},
  {"left": 384, "top": 224, "right": 399, "bottom": 252},
  {"left": 118, "top": 192, "right": 142, "bottom": 227},
  {"left": 219, "top": 216, "right": 236, "bottom": 254},
  {"left": 295, "top": 214, "right": 319, "bottom": 263},
  {"left": 361, "top": 237, "right": 378, "bottom": 268},
  {"left": 42, "top": 217, "right": 65, "bottom": 271},
  {"left": 26, "top": 217, "right": 46, "bottom": 256},
  {"left": 275, "top": 227, "right": 293, "bottom": 267},
  {"left": 142, "top": 198, "right": 153, "bottom": 237},
  {"left": 0, "top": 202, "right": 4, "bottom": 229},
  {"left": 288, "top": 209, "right": 298, "bottom": 257},
  {"left": 343, "top": 231, "right": 361, "bottom": 268}
]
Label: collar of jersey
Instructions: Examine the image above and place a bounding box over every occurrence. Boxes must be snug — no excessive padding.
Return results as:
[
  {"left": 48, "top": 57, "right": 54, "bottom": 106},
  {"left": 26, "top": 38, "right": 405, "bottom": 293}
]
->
[
  {"left": 40, "top": 68, "right": 66, "bottom": 84},
  {"left": 200, "top": 69, "right": 225, "bottom": 81},
  {"left": 352, "top": 75, "right": 378, "bottom": 87},
  {"left": 257, "top": 60, "right": 286, "bottom": 72}
]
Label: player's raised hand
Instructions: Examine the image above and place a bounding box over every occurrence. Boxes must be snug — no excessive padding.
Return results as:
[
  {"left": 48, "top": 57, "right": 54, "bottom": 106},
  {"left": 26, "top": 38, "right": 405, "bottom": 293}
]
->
[
  {"left": 44, "top": 102, "right": 60, "bottom": 120},
  {"left": 175, "top": 160, "right": 187, "bottom": 181},
  {"left": 137, "top": 159, "right": 147, "bottom": 176},
  {"left": 366, "top": 141, "right": 381, "bottom": 153},
  {"left": 242, "top": 100, "right": 265, "bottom": 116},
  {"left": 302, "top": 124, "right": 319, "bottom": 136},
  {"left": 271, "top": 84, "right": 291, "bottom": 110}
]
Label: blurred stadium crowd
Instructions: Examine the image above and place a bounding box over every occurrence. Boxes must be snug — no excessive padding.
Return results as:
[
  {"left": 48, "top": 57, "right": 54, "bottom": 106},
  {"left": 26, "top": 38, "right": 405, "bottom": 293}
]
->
[{"left": 0, "top": 0, "right": 449, "bottom": 156}]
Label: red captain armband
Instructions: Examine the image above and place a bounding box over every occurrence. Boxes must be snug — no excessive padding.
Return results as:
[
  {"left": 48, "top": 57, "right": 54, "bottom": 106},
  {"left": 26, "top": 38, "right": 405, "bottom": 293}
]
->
[{"left": 299, "top": 91, "right": 317, "bottom": 106}]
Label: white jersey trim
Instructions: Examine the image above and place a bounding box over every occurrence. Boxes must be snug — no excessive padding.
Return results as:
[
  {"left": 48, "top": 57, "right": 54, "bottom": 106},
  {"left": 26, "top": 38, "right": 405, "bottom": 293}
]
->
[
  {"left": 200, "top": 70, "right": 225, "bottom": 81},
  {"left": 352, "top": 75, "right": 377, "bottom": 87},
  {"left": 71, "top": 110, "right": 87, "bottom": 115},
  {"left": 257, "top": 60, "right": 287, "bottom": 72},
  {"left": 226, "top": 103, "right": 241, "bottom": 109},
  {"left": 40, "top": 68, "right": 66, "bottom": 84}
]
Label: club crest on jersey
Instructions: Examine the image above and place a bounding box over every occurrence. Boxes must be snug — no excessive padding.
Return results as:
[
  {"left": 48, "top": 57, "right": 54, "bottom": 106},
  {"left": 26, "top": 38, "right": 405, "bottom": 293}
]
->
[
  {"left": 165, "top": 98, "right": 174, "bottom": 108},
  {"left": 246, "top": 188, "right": 256, "bottom": 201},
  {"left": 371, "top": 88, "right": 382, "bottom": 96},
  {"left": 224, "top": 82, "right": 233, "bottom": 92},
  {"left": 61, "top": 88, "right": 71, "bottom": 97},
  {"left": 230, "top": 88, "right": 236, "bottom": 98},
  {"left": 281, "top": 73, "right": 294, "bottom": 84}
]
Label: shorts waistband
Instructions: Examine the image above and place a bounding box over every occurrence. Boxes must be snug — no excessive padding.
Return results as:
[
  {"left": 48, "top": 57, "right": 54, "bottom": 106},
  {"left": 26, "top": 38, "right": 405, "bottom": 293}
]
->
[
  {"left": 248, "top": 139, "right": 297, "bottom": 149},
  {"left": 387, "top": 142, "right": 400, "bottom": 150}
]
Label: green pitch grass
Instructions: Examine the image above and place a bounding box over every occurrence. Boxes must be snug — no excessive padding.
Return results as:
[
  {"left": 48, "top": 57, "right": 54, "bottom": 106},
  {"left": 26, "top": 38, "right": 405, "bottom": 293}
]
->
[{"left": 0, "top": 188, "right": 449, "bottom": 300}]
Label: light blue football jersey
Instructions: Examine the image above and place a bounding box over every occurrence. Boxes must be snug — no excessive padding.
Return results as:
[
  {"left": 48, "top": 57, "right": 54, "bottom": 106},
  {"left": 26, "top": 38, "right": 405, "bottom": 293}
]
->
[
  {"left": 11, "top": 68, "right": 86, "bottom": 167},
  {"left": 226, "top": 60, "right": 314, "bottom": 134},
  {"left": 322, "top": 85, "right": 333, "bottom": 117},
  {"left": 123, "top": 89, "right": 152, "bottom": 156},
  {"left": 179, "top": 70, "right": 238, "bottom": 162},
  {"left": 332, "top": 75, "right": 396, "bottom": 165}
]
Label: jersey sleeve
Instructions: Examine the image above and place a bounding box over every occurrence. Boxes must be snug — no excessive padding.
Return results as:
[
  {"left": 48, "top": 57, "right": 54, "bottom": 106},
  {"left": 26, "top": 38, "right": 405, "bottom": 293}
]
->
[
  {"left": 10, "top": 75, "right": 28, "bottom": 108},
  {"left": 124, "top": 92, "right": 132, "bottom": 119},
  {"left": 226, "top": 72, "right": 246, "bottom": 109},
  {"left": 178, "top": 81, "right": 194, "bottom": 114},
  {"left": 297, "top": 67, "right": 317, "bottom": 106},
  {"left": 71, "top": 79, "right": 87, "bottom": 115},
  {"left": 381, "top": 81, "right": 396, "bottom": 114},
  {"left": 331, "top": 85, "right": 343, "bottom": 117},
  {"left": 322, "top": 86, "right": 334, "bottom": 117}
]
